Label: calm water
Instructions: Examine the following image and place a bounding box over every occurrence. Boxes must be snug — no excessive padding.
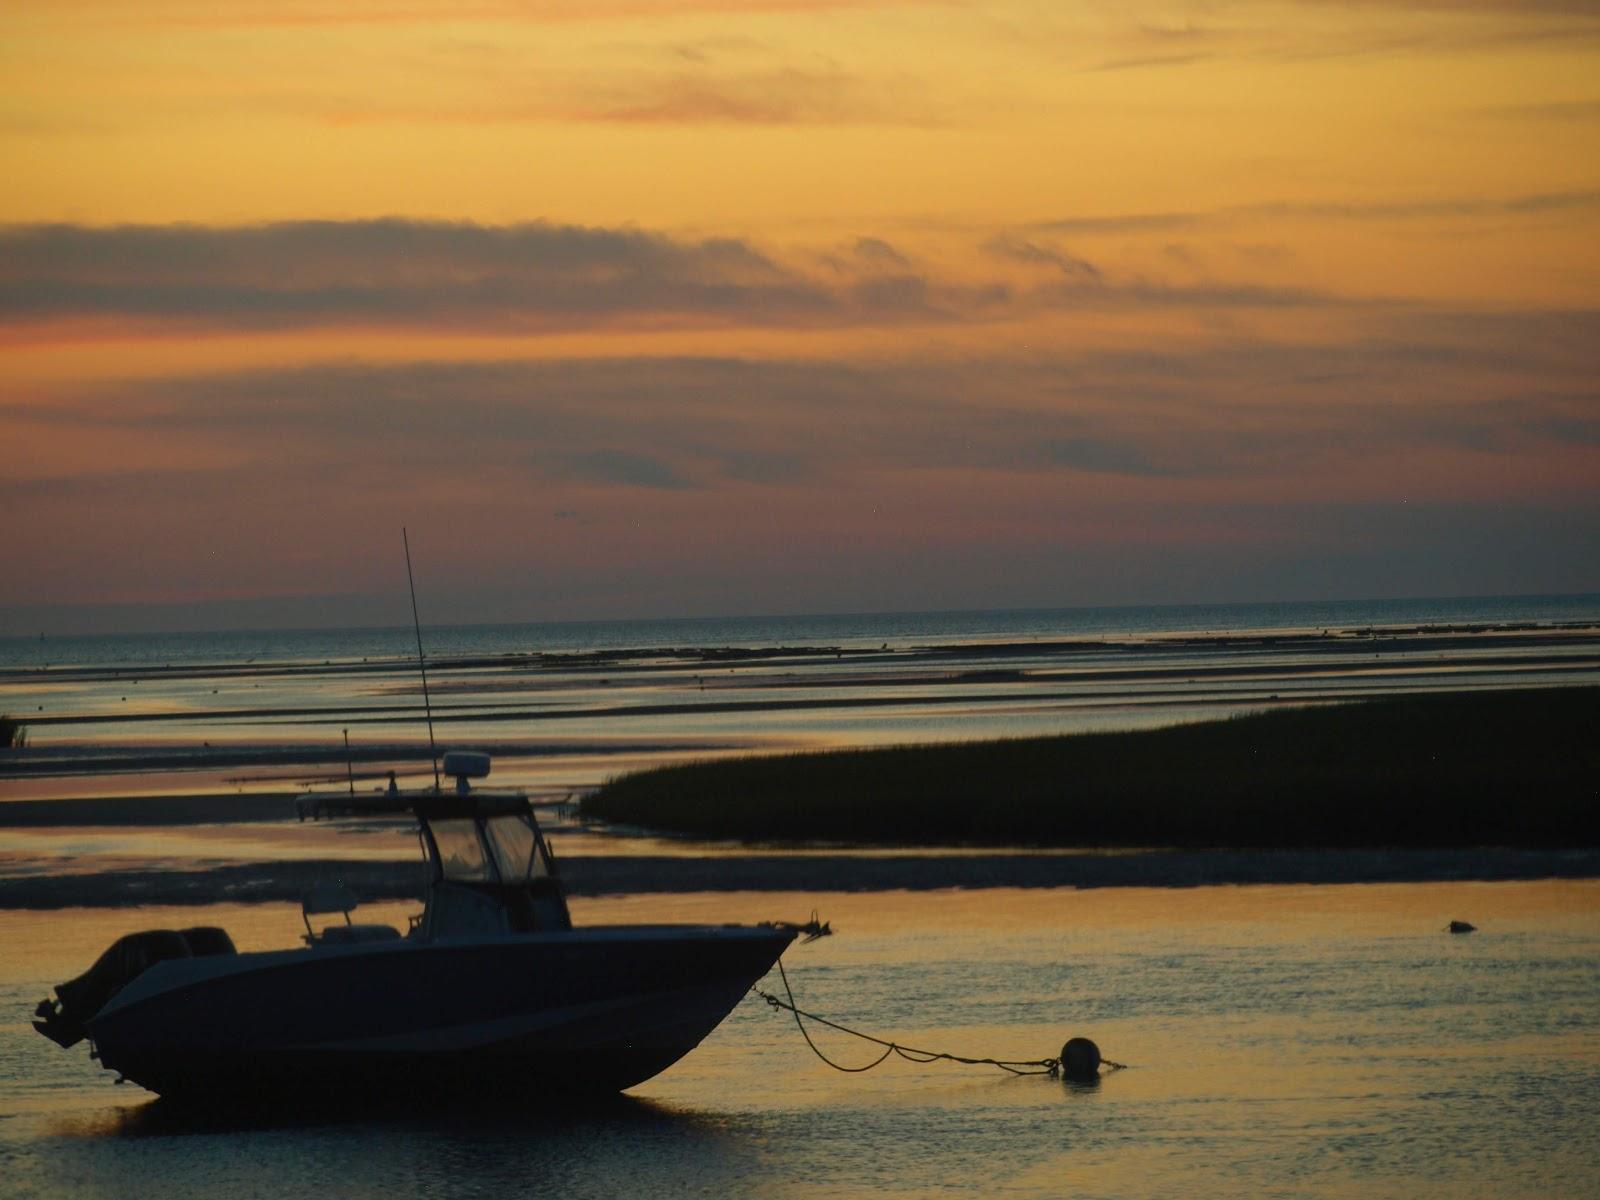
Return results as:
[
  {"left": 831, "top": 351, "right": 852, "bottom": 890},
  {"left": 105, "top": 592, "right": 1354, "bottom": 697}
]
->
[
  {"left": 2, "top": 884, "right": 1597, "bottom": 1199},
  {"left": 4, "top": 599, "right": 1598, "bottom": 1194},
  {"left": 4, "top": 593, "right": 1600, "bottom": 671}
]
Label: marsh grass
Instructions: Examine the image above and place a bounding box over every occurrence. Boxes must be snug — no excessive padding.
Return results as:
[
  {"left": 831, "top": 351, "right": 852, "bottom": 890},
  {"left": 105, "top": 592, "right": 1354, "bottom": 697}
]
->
[{"left": 584, "top": 686, "right": 1599, "bottom": 848}]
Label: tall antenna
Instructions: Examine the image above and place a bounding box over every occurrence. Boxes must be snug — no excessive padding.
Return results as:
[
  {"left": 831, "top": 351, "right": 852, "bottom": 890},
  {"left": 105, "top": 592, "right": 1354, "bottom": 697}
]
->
[{"left": 403, "top": 526, "right": 441, "bottom": 793}]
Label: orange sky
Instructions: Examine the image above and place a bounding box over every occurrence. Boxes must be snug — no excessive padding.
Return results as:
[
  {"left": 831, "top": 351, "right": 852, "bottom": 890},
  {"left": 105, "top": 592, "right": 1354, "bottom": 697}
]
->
[{"left": 2, "top": 0, "right": 1597, "bottom": 631}]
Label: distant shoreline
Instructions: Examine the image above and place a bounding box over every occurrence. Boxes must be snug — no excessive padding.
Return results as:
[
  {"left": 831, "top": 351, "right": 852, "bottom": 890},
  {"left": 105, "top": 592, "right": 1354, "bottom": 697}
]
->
[{"left": 4, "top": 592, "right": 1598, "bottom": 652}]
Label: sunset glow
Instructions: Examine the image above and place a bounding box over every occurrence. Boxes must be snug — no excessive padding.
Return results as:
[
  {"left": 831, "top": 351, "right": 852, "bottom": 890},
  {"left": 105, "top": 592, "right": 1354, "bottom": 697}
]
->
[{"left": 3, "top": 0, "right": 1597, "bottom": 630}]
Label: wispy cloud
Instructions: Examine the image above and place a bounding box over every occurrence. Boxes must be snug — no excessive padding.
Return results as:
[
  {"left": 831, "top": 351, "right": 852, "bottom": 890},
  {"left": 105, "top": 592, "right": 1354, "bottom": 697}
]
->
[
  {"left": 1292, "top": 1, "right": 1600, "bottom": 16},
  {"left": 1055, "top": 1, "right": 1600, "bottom": 75},
  {"left": 0, "top": 218, "right": 1365, "bottom": 337},
  {"left": 1032, "top": 189, "right": 1600, "bottom": 236},
  {"left": 569, "top": 66, "right": 935, "bottom": 125},
  {"left": 850, "top": 237, "right": 911, "bottom": 269},
  {"left": 6, "top": 315, "right": 1594, "bottom": 617},
  {"left": 318, "top": 62, "right": 943, "bottom": 128},
  {"left": 14, "top": 0, "right": 938, "bottom": 31},
  {"left": 0, "top": 220, "right": 836, "bottom": 332},
  {"left": 983, "top": 235, "right": 1101, "bottom": 281},
  {"left": 563, "top": 449, "right": 694, "bottom": 490},
  {"left": 1085, "top": 51, "right": 1218, "bottom": 73},
  {"left": 14, "top": 308, "right": 1596, "bottom": 492}
]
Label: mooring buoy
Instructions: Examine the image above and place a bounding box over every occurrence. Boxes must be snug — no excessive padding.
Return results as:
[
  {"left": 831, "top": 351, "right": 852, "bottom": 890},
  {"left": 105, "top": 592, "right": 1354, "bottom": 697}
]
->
[{"left": 1059, "top": 1037, "right": 1102, "bottom": 1081}]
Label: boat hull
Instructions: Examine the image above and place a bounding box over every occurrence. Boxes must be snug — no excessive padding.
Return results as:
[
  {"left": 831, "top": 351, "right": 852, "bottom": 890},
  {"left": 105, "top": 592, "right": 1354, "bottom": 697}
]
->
[{"left": 88, "top": 925, "right": 794, "bottom": 1101}]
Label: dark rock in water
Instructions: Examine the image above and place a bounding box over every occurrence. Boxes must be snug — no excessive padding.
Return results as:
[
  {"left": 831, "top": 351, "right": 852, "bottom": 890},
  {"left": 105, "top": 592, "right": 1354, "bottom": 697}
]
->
[{"left": 1448, "top": 920, "right": 1477, "bottom": 933}]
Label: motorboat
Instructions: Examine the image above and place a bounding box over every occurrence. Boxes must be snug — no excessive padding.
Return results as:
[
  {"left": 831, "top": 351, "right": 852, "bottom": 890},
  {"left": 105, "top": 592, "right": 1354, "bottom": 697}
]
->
[{"left": 33, "top": 751, "right": 799, "bottom": 1102}]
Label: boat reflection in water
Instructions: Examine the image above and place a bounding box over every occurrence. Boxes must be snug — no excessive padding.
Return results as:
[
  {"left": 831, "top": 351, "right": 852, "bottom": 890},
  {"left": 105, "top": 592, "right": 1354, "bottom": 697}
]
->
[{"left": 33, "top": 752, "right": 796, "bottom": 1102}]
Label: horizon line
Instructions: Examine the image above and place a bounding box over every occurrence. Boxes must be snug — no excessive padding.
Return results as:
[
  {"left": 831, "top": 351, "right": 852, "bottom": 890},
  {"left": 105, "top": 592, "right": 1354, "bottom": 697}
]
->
[{"left": 3, "top": 589, "right": 1598, "bottom": 644}]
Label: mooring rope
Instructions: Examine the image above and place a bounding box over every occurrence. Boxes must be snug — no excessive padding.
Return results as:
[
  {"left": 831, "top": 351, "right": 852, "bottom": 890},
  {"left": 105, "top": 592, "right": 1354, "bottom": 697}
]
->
[{"left": 755, "top": 959, "right": 1126, "bottom": 1078}]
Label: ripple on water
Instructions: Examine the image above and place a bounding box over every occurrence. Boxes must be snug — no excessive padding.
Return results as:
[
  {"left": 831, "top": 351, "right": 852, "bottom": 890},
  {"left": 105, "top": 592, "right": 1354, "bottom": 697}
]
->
[{"left": 0, "top": 883, "right": 1596, "bottom": 1199}]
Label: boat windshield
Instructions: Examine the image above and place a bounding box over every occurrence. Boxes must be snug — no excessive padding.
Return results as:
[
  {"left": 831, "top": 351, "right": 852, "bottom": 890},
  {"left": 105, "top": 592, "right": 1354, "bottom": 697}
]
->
[
  {"left": 430, "top": 818, "right": 494, "bottom": 883},
  {"left": 425, "top": 810, "right": 556, "bottom": 887},
  {"left": 484, "top": 813, "right": 552, "bottom": 884}
]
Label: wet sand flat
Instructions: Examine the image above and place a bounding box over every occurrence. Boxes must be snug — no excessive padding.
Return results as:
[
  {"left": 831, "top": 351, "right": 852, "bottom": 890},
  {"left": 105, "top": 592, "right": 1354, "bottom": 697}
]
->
[{"left": 6, "top": 620, "right": 1599, "bottom": 805}]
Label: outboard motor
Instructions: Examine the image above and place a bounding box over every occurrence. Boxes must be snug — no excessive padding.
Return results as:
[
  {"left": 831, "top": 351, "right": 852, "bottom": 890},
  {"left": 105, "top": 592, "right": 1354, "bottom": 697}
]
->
[{"left": 33, "top": 927, "right": 235, "bottom": 1048}]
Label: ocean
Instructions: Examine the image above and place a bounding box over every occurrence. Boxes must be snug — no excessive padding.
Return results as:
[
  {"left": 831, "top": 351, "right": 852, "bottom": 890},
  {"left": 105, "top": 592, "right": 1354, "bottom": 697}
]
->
[{"left": 6, "top": 592, "right": 1600, "bottom": 671}]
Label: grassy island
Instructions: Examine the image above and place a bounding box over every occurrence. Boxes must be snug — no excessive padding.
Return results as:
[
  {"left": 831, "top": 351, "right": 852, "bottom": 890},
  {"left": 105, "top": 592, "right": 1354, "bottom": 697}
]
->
[{"left": 583, "top": 686, "right": 1599, "bottom": 848}]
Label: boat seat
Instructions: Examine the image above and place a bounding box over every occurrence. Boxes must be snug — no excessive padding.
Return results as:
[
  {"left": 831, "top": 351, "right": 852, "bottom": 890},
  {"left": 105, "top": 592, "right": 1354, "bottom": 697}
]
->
[{"left": 302, "top": 882, "right": 399, "bottom": 946}]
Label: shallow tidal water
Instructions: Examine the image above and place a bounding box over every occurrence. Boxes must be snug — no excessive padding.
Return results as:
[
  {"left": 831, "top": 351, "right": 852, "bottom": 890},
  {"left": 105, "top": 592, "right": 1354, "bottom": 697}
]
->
[
  {"left": 7, "top": 595, "right": 1599, "bottom": 808},
  {"left": 2, "top": 882, "right": 1597, "bottom": 1199}
]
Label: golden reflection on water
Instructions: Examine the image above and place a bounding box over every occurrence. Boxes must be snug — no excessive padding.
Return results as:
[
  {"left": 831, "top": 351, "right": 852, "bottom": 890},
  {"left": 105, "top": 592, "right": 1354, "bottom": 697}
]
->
[
  {"left": 3, "top": 880, "right": 1594, "bottom": 980},
  {"left": 0, "top": 819, "right": 421, "bottom": 875},
  {"left": 576, "top": 879, "right": 1600, "bottom": 936},
  {"left": 2, "top": 881, "right": 1597, "bottom": 1199}
]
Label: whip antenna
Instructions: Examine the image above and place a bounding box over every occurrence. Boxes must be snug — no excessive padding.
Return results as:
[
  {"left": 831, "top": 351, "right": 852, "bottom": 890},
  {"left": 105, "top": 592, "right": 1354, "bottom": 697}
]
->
[{"left": 403, "top": 527, "right": 441, "bottom": 793}]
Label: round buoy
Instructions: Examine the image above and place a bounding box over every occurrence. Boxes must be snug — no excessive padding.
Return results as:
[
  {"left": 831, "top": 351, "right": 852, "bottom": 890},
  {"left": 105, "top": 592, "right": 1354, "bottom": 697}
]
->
[{"left": 1059, "top": 1037, "right": 1101, "bottom": 1081}]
